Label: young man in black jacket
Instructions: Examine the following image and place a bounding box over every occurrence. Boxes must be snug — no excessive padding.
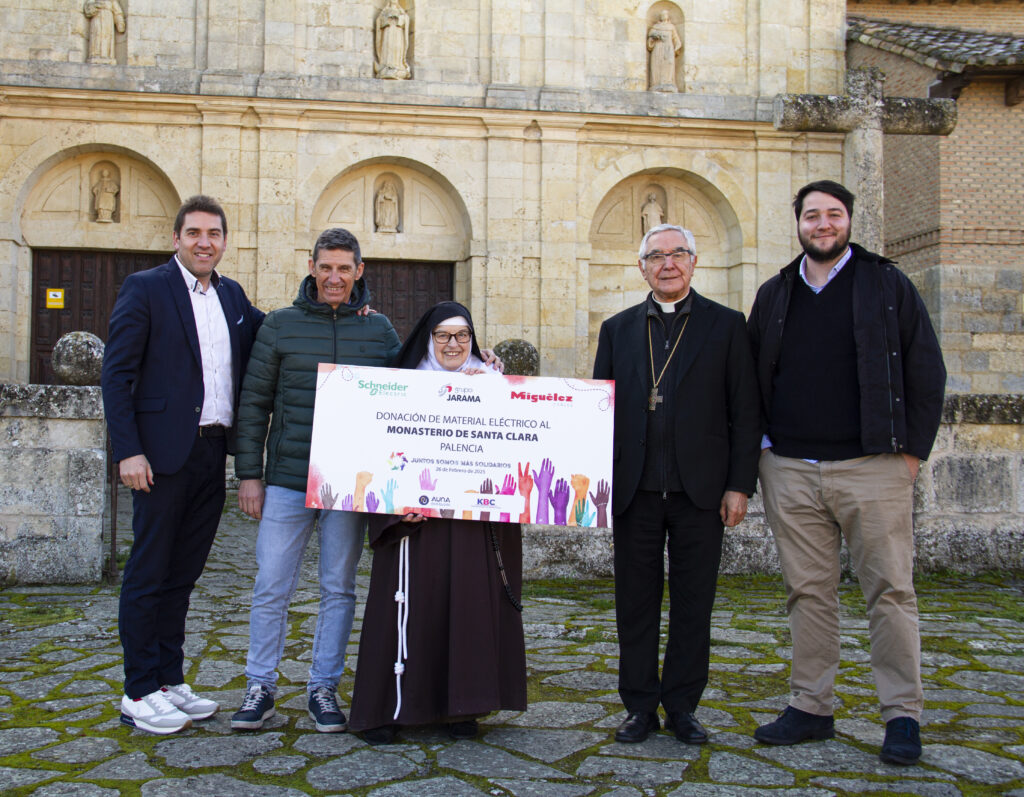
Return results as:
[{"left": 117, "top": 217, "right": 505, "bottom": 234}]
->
[{"left": 747, "top": 180, "right": 945, "bottom": 766}]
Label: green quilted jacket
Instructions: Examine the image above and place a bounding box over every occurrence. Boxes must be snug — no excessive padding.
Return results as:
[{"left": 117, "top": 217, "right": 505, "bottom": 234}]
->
[{"left": 234, "top": 274, "right": 401, "bottom": 492}]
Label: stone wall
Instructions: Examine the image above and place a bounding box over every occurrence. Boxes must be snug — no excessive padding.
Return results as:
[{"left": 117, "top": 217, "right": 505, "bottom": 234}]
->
[
  {"left": 522, "top": 394, "right": 1024, "bottom": 578},
  {"left": 0, "top": 384, "right": 106, "bottom": 584}
]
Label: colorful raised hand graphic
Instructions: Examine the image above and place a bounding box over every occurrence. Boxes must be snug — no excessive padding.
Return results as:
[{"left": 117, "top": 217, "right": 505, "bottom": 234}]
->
[
  {"left": 574, "top": 497, "right": 596, "bottom": 527},
  {"left": 569, "top": 473, "right": 590, "bottom": 527},
  {"left": 549, "top": 478, "right": 570, "bottom": 525},
  {"left": 533, "top": 458, "right": 555, "bottom": 524},
  {"left": 517, "top": 462, "right": 533, "bottom": 524},
  {"left": 320, "top": 482, "right": 337, "bottom": 511},
  {"left": 381, "top": 478, "right": 398, "bottom": 513},
  {"left": 419, "top": 468, "right": 437, "bottom": 490},
  {"left": 499, "top": 473, "right": 515, "bottom": 523},
  {"left": 589, "top": 479, "right": 610, "bottom": 528},
  {"left": 354, "top": 470, "right": 373, "bottom": 511},
  {"left": 365, "top": 490, "right": 379, "bottom": 513},
  {"left": 341, "top": 494, "right": 354, "bottom": 511},
  {"left": 479, "top": 478, "right": 494, "bottom": 522}
]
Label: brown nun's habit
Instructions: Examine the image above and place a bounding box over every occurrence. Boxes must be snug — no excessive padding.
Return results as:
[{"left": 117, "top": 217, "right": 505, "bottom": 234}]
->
[{"left": 347, "top": 301, "right": 527, "bottom": 732}]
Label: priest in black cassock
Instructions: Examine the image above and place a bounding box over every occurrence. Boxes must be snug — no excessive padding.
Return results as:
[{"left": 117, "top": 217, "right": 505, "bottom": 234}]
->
[
  {"left": 348, "top": 302, "right": 527, "bottom": 744},
  {"left": 593, "top": 224, "right": 760, "bottom": 746}
]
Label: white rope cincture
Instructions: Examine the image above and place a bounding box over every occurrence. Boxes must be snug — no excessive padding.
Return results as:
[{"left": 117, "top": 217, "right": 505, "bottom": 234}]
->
[{"left": 392, "top": 534, "right": 411, "bottom": 721}]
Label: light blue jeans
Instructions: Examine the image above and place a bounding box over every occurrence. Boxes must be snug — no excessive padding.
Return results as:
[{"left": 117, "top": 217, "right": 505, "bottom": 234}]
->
[{"left": 245, "top": 485, "right": 365, "bottom": 695}]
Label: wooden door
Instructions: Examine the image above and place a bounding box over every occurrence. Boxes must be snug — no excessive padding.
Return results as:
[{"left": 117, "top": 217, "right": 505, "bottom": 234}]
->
[
  {"left": 361, "top": 259, "right": 454, "bottom": 342},
  {"left": 31, "top": 249, "right": 169, "bottom": 384}
]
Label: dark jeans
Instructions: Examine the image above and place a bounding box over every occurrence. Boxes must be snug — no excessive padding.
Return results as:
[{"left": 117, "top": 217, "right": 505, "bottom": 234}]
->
[
  {"left": 613, "top": 490, "right": 724, "bottom": 715},
  {"left": 119, "top": 434, "right": 226, "bottom": 698}
]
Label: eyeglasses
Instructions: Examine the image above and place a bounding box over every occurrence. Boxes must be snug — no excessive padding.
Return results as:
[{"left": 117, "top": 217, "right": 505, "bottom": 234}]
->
[
  {"left": 432, "top": 329, "right": 472, "bottom": 344},
  {"left": 642, "top": 247, "right": 694, "bottom": 267}
]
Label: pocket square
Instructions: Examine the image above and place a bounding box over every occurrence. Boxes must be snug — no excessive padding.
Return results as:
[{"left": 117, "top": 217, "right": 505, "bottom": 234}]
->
[{"left": 236, "top": 315, "right": 243, "bottom": 324}]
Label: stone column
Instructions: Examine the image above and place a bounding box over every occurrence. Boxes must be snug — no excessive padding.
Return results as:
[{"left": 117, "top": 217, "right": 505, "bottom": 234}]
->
[
  {"left": 255, "top": 111, "right": 301, "bottom": 310},
  {"left": 536, "top": 121, "right": 583, "bottom": 376}
]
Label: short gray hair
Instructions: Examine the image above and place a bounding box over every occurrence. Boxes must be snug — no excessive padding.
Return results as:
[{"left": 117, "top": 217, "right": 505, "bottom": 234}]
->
[{"left": 638, "top": 223, "right": 696, "bottom": 260}]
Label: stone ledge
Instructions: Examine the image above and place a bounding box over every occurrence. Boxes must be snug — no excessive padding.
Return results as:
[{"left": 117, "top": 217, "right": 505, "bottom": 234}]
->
[
  {"left": 0, "top": 384, "right": 103, "bottom": 420},
  {"left": 942, "top": 393, "right": 1024, "bottom": 424}
]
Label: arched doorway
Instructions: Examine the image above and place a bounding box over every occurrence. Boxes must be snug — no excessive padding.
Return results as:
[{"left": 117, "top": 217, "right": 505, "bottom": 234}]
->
[
  {"left": 311, "top": 160, "right": 470, "bottom": 341},
  {"left": 20, "top": 151, "right": 180, "bottom": 383},
  {"left": 587, "top": 170, "right": 745, "bottom": 367}
]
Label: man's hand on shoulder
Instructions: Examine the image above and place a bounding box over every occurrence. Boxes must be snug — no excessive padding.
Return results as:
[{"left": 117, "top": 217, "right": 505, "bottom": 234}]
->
[
  {"left": 719, "top": 490, "right": 747, "bottom": 528},
  {"left": 119, "top": 454, "right": 154, "bottom": 493},
  {"left": 239, "top": 478, "right": 266, "bottom": 520},
  {"left": 481, "top": 349, "right": 504, "bottom": 373}
]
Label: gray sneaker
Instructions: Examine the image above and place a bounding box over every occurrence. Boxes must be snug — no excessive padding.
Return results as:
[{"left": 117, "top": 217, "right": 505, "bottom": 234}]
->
[
  {"left": 308, "top": 686, "right": 347, "bottom": 732},
  {"left": 231, "top": 684, "right": 275, "bottom": 730}
]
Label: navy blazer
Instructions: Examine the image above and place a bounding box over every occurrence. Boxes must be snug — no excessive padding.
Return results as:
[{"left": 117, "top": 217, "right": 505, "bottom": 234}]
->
[
  {"left": 593, "top": 289, "right": 761, "bottom": 515},
  {"left": 101, "top": 258, "right": 264, "bottom": 475}
]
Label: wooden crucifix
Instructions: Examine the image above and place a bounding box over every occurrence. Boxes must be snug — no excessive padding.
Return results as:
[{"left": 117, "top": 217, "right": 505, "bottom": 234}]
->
[{"left": 774, "top": 68, "right": 957, "bottom": 252}]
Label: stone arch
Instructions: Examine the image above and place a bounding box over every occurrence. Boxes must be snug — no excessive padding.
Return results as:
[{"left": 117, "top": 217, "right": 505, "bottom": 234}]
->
[
  {"left": 584, "top": 160, "right": 750, "bottom": 368},
  {"left": 4, "top": 142, "right": 182, "bottom": 251},
  {"left": 310, "top": 157, "right": 471, "bottom": 262},
  {"left": 20, "top": 149, "right": 179, "bottom": 251}
]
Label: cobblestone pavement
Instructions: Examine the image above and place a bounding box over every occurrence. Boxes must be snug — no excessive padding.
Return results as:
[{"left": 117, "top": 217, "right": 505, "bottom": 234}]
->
[{"left": 1, "top": 491, "right": 1023, "bottom": 796}]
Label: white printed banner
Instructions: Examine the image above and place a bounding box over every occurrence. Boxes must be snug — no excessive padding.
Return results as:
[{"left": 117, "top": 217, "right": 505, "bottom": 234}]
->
[{"left": 306, "top": 365, "right": 615, "bottom": 527}]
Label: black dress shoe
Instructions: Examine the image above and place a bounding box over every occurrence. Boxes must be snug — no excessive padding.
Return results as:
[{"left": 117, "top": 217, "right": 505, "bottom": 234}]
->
[
  {"left": 614, "top": 711, "right": 660, "bottom": 743},
  {"left": 665, "top": 711, "right": 709, "bottom": 744},
  {"left": 361, "top": 725, "right": 397, "bottom": 745}
]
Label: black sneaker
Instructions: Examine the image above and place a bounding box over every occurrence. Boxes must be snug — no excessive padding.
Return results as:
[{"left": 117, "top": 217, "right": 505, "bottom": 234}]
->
[
  {"left": 880, "top": 716, "right": 921, "bottom": 765},
  {"left": 308, "top": 686, "right": 347, "bottom": 732},
  {"left": 231, "top": 684, "right": 275, "bottom": 730},
  {"left": 754, "top": 706, "right": 834, "bottom": 745}
]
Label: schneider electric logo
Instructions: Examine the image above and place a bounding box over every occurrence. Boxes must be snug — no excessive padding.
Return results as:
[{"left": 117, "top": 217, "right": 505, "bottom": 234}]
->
[{"left": 357, "top": 379, "right": 408, "bottom": 398}]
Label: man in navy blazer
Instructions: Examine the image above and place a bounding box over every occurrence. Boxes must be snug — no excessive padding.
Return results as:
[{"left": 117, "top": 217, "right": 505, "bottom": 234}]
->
[
  {"left": 593, "top": 224, "right": 760, "bottom": 746},
  {"left": 101, "top": 195, "right": 264, "bottom": 734}
]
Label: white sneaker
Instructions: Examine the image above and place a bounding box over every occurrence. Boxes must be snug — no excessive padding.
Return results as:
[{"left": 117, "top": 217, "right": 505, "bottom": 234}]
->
[
  {"left": 120, "top": 690, "right": 192, "bottom": 734},
  {"left": 161, "top": 683, "right": 219, "bottom": 720}
]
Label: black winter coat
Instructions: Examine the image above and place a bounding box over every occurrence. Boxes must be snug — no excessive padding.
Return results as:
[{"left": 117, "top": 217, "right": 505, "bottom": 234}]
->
[{"left": 747, "top": 243, "right": 946, "bottom": 461}]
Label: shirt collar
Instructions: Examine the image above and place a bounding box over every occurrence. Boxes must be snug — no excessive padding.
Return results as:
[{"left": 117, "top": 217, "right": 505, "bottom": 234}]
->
[
  {"left": 798, "top": 246, "right": 852, "bottom": 289},
  {"left": 646, "top": 291, "right": 692, "bottom": 317},
  {"left": 175, "top": 255, "right": 220, "bottom": 293}
]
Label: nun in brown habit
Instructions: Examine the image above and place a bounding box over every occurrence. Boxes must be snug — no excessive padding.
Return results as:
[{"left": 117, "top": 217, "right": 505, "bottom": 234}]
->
[{"left": 348, "top": 301, "right": 527, "bottom": 744}]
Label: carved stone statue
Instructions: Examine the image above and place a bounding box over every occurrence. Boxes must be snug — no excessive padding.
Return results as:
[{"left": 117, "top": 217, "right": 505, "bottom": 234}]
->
[
  {"left": 374, "top": 180, "right": 400, "bottom": 232},
  {"left": 641, "top": 193, "right": 665, "bottom": 234},
  {"left": 647, "top": 11, "right": 681, "bottom": 93},
  {"left": 84, "top": 0, "right": 126, "bottom": 65},
  {"left": 374, "top": 0, "right": 411, "bottom": 80},
  {"left": 92, "top": 168, "right": 119, "bottom": 223}
]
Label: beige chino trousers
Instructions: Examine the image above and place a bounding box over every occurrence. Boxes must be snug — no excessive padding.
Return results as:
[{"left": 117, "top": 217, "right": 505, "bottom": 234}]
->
[{"left": 759, "top": 449, "right": 923, "bottom": 722}]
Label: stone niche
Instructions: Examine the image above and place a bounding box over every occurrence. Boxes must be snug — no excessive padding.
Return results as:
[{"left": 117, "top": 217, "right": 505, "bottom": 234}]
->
[{"left": 0, "top": 384, "right": 106, "bottom": 584}]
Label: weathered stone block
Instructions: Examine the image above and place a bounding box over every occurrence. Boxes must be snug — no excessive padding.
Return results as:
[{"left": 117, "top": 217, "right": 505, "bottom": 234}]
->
[{"left": 931, "top": 455, "right": 1014, "bottom": 513}]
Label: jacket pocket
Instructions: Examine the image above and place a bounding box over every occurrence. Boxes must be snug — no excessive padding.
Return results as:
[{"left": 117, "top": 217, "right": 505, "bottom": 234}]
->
[{"left": 133, "top": 397, "right": 166, "bottom": 413}]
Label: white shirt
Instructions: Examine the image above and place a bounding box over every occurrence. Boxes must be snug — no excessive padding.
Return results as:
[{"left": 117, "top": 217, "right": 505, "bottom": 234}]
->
[{"left": 176, "top": 257, "right": 234, "bottom": 427}]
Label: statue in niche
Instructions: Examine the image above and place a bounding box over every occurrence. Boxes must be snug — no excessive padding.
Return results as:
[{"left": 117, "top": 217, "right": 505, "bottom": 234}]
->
[
  {"left": 375, "top": 180, "right": 400, "bottom": 232},
  {"left": 92, "top": 168, "right": 120, "bottom": 223},
  {"left": 375, "top": 0, "right": 411, "bottom": 80},
  {"left": 647, "top": 11, "right": 681, "bottom": 92},
  {"left": 641, "top": 193, "right": 665, "bottom": 234},
  {"left": 84, "top": 0, "right": 126, "bottom": 65}
]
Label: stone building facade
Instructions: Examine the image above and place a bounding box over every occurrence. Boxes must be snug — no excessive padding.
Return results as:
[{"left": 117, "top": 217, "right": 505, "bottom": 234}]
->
[
  {"left": 847, "top": 4, "right": 1024, "bottom": 393},
  {"left": 0, "top": 0, "right": 851, "bottom": 384}
]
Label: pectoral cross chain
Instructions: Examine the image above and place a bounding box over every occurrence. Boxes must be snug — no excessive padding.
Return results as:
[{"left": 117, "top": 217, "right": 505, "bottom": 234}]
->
[{"left": 648, "top": 387, "right": 663, "bottom": 412}]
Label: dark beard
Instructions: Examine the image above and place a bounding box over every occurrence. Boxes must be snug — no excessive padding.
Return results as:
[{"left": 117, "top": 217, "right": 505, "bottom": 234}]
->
[{"left": 799, "top": 229, "right": 849, "bottom": 263}]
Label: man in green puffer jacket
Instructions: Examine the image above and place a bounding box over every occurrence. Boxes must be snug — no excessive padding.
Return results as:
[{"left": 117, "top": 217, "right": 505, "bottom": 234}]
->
[{"left": 230, "top": 228, "right": 401, "bottom": 733}]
